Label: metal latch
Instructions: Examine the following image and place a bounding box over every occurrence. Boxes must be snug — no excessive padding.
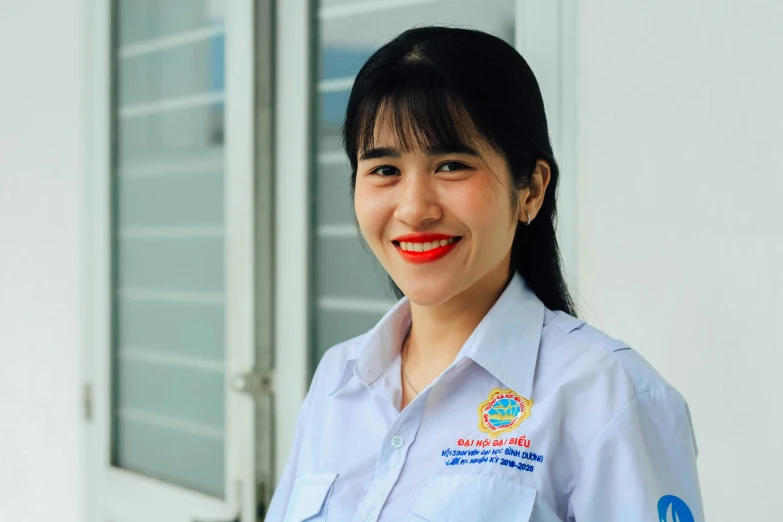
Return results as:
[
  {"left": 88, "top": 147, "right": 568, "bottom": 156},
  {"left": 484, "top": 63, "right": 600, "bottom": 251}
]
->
[{"left": 230, "top": 369, "right": 274, "bottom": 399}]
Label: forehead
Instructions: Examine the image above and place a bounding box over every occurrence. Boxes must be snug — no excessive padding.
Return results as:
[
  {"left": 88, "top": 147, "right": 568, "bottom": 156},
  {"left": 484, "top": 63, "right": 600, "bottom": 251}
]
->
[{"left": 361, "top": 103, "right": 486, "bottom": 156}]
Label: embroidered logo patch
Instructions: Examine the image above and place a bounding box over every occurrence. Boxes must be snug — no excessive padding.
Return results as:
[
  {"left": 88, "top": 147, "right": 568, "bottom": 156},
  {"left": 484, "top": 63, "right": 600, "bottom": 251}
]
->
[
  {"left": 657, "top": 495, "right": 694, "bottom": 522},
  {"left": 478, "top": 388, "right": 532, "bottom": 437}
]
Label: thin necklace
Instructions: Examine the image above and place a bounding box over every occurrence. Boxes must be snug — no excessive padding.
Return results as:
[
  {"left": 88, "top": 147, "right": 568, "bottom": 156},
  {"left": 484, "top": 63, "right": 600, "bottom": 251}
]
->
[{"left": 401, "top": 332, "right": 419, "bottom": 396}]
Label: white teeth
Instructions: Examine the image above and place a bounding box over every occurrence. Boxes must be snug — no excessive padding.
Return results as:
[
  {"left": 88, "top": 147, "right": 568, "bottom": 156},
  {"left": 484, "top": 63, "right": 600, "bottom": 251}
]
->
[{"left": 398, "top": 237, "right": 457, "bottom": 252}]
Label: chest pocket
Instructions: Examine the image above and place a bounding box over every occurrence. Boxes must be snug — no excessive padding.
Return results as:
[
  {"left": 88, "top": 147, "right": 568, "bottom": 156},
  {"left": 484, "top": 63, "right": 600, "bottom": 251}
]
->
[
  {"left": 283, "top": 473, "right": 338, "bottom": 522},
  {"left": 409, "top": 474, "right": 537, "bottom": 522}
]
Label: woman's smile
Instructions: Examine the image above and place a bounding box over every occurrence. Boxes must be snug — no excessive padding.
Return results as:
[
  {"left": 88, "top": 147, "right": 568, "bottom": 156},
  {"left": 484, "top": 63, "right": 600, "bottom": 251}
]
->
[{"left": 391, "top": 233, "right": 463, "bottom": 264}]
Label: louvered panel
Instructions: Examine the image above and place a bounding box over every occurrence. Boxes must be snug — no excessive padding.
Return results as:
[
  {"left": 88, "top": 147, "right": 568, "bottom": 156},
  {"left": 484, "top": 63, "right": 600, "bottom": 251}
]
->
[{"left": 111, "top": 0, "right": 227, "bottom": 499}]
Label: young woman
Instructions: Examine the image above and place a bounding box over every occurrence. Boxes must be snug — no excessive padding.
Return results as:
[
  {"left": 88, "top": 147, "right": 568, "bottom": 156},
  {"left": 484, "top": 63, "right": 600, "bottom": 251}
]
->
[{"left": 266, "top": 26, "right": 703, "bottom": 522}]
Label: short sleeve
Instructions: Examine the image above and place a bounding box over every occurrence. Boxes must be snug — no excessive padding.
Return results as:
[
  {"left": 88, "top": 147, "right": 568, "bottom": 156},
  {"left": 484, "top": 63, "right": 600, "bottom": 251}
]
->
[
  {"left": 568, "top": 390, "right": 705, "bottom": 522},
  {"left": 264, "top": 348, "right": 338, "bottom": 521},
  {"left": 263, "top": 380, "right": 313, "bottom": 521}
]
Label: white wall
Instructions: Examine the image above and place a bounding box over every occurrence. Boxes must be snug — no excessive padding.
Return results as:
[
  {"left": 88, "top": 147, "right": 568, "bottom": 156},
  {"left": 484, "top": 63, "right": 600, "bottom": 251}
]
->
[
  {"left": 0, "top": 1, "right": 86, "bottom": 521},
  {"left": 575, "top": 1, "right": 783, "bottom": 521}
]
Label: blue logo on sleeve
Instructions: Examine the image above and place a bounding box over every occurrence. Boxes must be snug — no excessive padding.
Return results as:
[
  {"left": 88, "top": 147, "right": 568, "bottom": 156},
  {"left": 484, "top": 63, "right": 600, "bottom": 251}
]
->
[{"left": 657, "top": 495, "right": 694, "bottom": 522}]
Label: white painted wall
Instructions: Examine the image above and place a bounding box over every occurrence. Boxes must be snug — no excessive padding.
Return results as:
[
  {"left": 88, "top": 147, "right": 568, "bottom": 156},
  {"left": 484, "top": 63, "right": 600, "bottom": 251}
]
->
[
  {"left": 575, "top": 1, "right": 783, "bottom": 521},
  {"left": 0, "top": 1, "right": 86, "bottom": 521}
]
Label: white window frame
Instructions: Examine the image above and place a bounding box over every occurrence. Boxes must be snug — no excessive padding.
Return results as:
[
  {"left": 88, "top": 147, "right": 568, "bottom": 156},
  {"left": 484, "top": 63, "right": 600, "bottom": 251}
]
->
[
  {"left": 83, "top": 1, "right": 261, "bottom": 520},
  {"left": 273, "top": 0, "right": 314, "bottom": 482}
]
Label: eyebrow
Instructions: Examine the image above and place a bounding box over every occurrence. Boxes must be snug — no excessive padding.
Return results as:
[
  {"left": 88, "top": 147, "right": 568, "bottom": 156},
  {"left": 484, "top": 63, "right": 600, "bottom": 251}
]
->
[{"left": 359, "top": 143, "right": 480, "bottom": 161}]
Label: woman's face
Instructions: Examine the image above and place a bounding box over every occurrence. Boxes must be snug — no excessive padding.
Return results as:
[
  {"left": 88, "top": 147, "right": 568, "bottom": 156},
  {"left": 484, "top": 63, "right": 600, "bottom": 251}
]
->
[{"left": 354, "top": 120, "right": 526, "bottom": 306}]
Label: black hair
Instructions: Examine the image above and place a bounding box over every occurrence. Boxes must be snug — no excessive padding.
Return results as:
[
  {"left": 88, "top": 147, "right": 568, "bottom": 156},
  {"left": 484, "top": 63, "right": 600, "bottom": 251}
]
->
[{"left": 341, "top": 25, "right": 576, "bottom": 316}]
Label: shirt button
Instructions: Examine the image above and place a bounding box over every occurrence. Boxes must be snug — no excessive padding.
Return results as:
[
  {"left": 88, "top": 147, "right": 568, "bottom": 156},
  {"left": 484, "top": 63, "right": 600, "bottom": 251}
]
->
[{"left": 390, "top": 435, "right": 404, "bottom": 449}]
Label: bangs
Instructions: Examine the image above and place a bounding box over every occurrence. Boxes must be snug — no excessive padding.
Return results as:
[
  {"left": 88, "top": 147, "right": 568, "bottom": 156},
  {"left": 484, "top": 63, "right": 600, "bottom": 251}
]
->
[{"left": 346, "top": 65, "right": 485, "bottom": 163}]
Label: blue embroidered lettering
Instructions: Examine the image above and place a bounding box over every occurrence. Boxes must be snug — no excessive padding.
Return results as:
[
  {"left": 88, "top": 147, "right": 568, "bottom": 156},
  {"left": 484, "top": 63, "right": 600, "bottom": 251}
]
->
[{"left": 440, "top": 445, "right": 545, "bottom": 473}]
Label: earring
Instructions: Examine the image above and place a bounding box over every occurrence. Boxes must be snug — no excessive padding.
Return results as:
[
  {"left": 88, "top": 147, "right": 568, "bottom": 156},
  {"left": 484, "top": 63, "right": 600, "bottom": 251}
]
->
[{"left": 524, "top": 211, "right": 532, "bottom": 225}]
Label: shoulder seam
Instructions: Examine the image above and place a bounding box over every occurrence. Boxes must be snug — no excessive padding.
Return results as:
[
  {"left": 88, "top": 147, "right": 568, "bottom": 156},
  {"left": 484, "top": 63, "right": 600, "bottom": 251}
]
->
[
  {"left": 607, "top": 345, "right": 677, "bottom": 398},
  {"left": 591, "top": 336, "right": 631, "bottom": 353}
]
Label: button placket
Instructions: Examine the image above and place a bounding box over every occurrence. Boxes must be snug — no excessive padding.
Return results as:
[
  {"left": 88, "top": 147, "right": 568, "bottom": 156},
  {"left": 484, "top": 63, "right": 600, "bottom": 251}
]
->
[{"left": 354, "top": 386, "right": 429, "bottom": 522}]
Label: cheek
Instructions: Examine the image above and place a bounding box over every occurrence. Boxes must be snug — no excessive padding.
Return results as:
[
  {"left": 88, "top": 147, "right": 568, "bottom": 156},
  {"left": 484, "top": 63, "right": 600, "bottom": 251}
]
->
[
  {"left": 353, "top": 183, "right": 386, "bottom": 240},
  {"left": 450, "top": 176, "right": 513, "bottom": 230}
]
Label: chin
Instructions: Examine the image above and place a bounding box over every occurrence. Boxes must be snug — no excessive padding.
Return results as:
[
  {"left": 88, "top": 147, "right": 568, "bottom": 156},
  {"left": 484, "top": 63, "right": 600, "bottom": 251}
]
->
[{"left": 394, "top": 276, "right": 463, "bottom": 307}]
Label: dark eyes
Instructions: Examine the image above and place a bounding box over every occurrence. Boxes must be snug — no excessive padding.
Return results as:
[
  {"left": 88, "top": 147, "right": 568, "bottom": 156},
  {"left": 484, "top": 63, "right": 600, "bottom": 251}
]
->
[
  {"left": 370, "top": 166, "right": 400, "bottom": 177},
  {"left": 439, "top": 161, "right": 468, "bottom": 173},
  {"left": 369, "top": 161, "right": 468, "bottom": 177}
]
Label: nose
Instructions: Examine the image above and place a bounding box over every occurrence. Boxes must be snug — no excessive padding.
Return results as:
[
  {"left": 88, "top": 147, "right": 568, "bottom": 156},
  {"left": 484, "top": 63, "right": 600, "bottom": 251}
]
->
[{"left": 392, "top": 172, "right": 442, "bottom": 227}]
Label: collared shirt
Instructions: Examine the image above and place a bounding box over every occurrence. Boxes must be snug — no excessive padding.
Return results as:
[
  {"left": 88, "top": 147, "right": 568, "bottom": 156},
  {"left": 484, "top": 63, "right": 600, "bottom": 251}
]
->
[{"left": 265, "top": 272, "right": 704, "bottom": 522}]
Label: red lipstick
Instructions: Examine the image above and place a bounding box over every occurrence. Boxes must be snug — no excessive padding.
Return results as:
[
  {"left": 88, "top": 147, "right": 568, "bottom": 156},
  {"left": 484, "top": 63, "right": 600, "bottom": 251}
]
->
[{"left": 391, "top": 233, "right": 462, "bottom": 264}]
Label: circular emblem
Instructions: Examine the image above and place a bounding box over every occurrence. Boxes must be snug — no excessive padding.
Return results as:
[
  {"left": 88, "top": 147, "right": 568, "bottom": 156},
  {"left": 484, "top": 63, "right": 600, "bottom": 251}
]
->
[{"left": 478, "top": 388, "right": 533, "bottom": 437}]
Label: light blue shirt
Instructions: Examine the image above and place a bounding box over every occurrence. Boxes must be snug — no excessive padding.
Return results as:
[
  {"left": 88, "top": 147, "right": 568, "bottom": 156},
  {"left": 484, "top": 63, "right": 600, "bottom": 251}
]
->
[{"left": 265, "top": 272, "right": 704, "bottom": 521}]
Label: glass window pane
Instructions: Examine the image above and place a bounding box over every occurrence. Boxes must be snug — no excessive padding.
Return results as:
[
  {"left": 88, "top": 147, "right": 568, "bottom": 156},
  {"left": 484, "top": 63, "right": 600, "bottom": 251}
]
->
[
  {"left": 118, "top": 0, "right": 225, "bottom": 46},
  {"left": 311, "top": 0, "right": 517, "bottom": 370},
  {"left": 112, "top": 0, "right": 226, "bottom": 498}
]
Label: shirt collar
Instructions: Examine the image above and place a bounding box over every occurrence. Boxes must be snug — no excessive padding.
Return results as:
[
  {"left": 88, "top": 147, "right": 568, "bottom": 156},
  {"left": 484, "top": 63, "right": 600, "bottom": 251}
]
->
[
  {"left": 328, "top": 296, "right": 412, "bottom": 396},
  {"left": 329, "top": 272, "right": 546, "bottom": 399},
  {"left": 457, "top": 272, "right": 545, "bottom": 399}
]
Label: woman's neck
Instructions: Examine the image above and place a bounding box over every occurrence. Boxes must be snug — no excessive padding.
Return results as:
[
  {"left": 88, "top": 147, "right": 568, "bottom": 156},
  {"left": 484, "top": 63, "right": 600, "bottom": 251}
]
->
[{"left": 403, "top": 263, "right": 513, "bottom": 389}]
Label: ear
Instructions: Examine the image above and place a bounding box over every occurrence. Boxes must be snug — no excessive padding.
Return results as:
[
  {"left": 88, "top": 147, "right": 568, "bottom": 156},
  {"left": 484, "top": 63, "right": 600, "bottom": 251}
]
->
[{"left": 517, "top": 160, "right": 552, "bottom": 222}]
